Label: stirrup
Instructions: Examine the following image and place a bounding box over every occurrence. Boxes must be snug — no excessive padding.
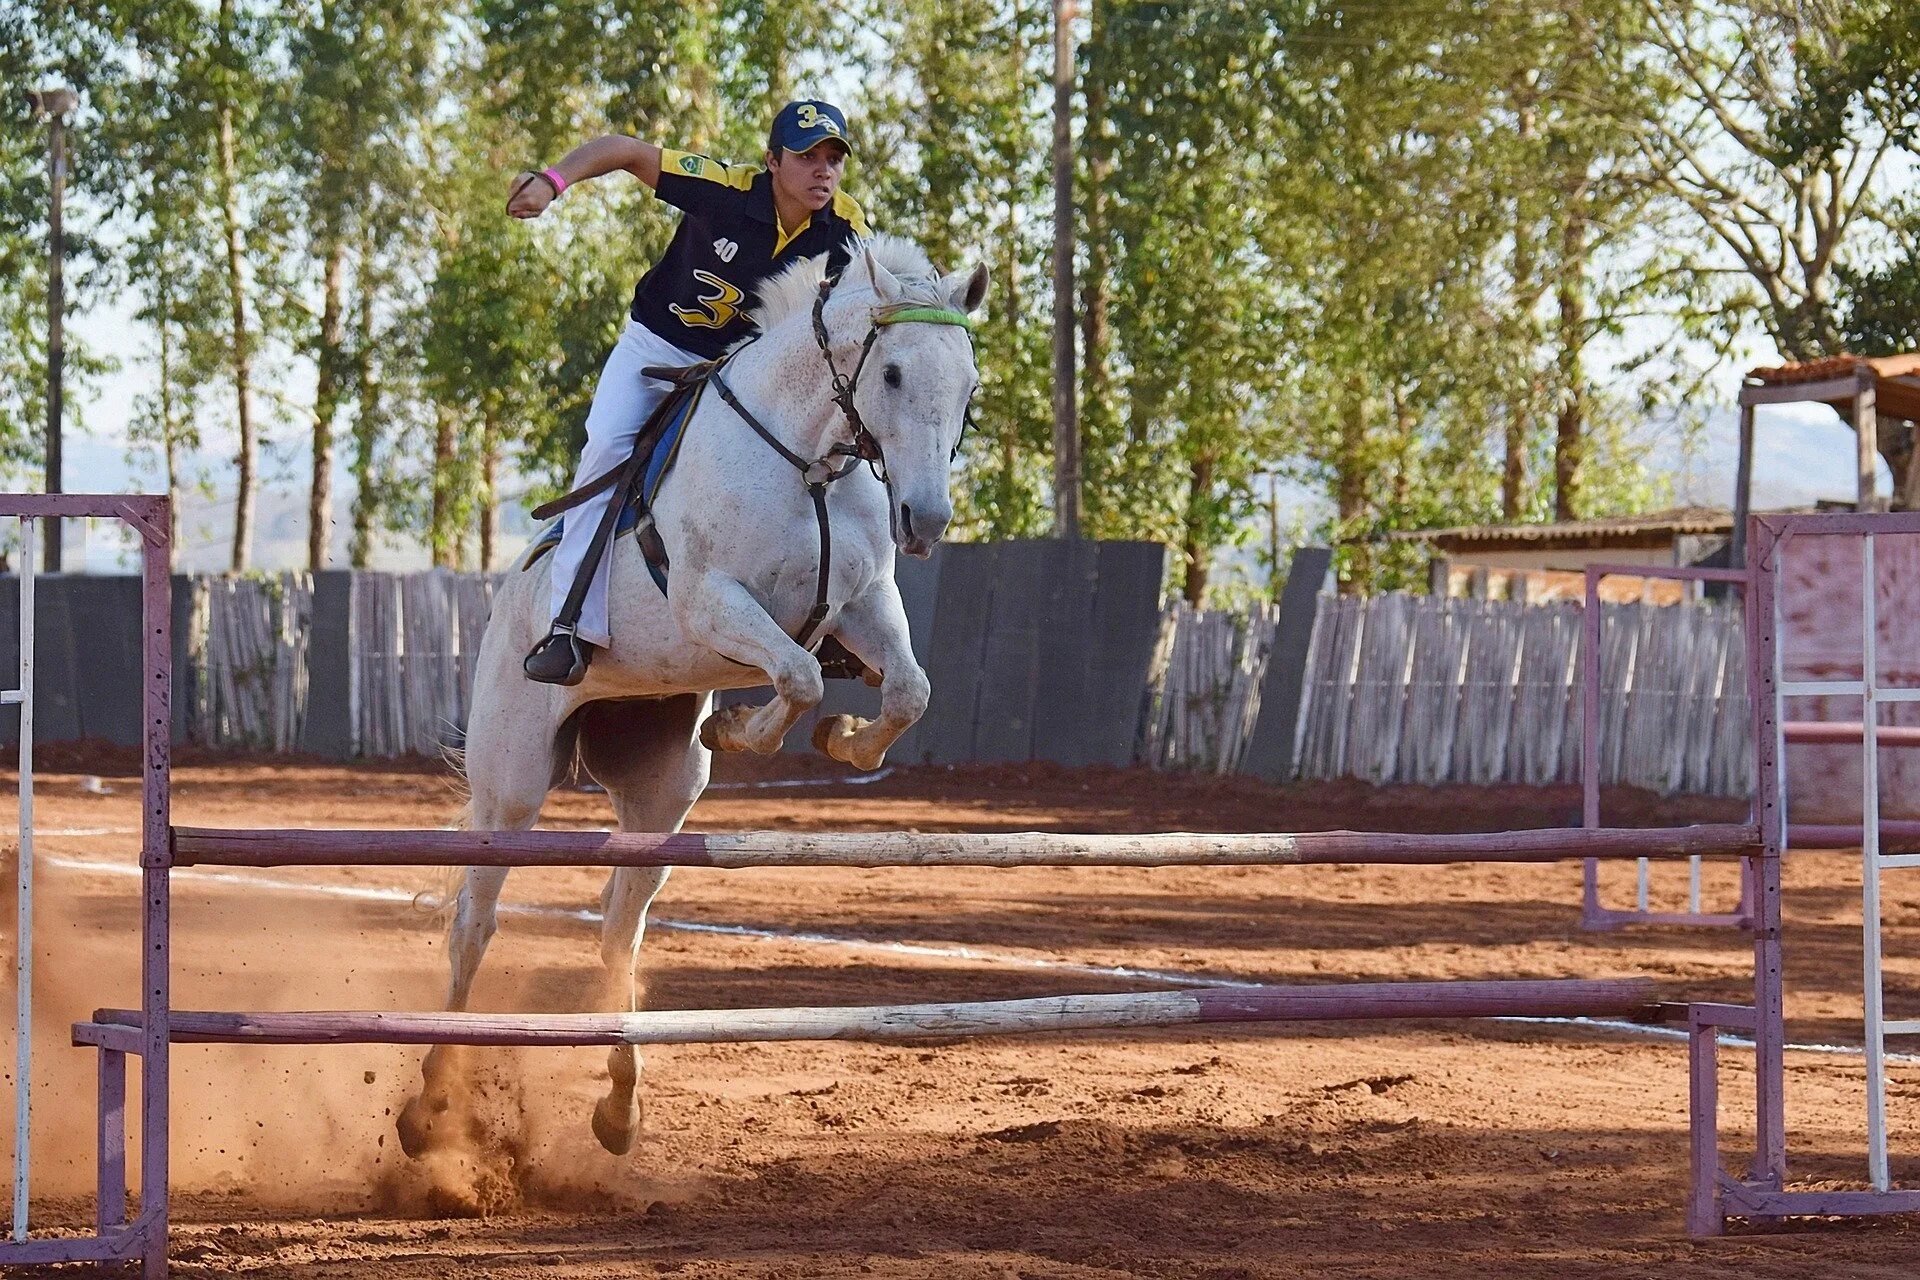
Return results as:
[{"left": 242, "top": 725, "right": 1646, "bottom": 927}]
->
[{"left": 524, "top": 628, "right": 593, "bottom": 686}]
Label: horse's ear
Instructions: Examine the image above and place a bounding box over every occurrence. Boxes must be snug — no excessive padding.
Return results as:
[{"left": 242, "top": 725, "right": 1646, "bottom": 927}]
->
[
  {"left": 944, "top": 263, "right": 990, "bottom": 314},
  {"left": 863, "top": 246, "right": 902, "bottom": 302}
]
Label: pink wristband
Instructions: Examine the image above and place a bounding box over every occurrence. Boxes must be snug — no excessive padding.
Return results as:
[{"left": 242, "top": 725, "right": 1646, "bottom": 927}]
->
[{"left": 541, "top": 166, "right": 568, "bottom": 195}]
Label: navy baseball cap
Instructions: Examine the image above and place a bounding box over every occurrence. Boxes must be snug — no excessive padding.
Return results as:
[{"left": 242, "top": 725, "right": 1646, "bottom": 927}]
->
[{"left": 769, "top": 100, "right": 852, "bottom": 156}]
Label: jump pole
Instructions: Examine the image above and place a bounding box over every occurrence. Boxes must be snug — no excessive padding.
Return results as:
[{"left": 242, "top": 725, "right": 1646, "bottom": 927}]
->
[
  {"left": 79, "top": 978, "right": 1661, "bottom": 1048},
  {"left": 172, "top": 823, "right": 1760, "bottom": 869}
]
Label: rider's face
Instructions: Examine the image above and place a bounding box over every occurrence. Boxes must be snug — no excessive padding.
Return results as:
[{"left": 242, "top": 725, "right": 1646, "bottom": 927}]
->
[{"left": 767, "top": 141, "right": 847, "bottom": 214}]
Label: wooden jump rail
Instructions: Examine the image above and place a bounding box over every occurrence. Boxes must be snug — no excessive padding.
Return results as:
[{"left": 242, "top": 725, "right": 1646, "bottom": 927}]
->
[
  {"left": 171, "top": 822, "right": 1762, "bottom": 869},
  {"left": 72, "top": 979, "right": 1662, "bottom": 1051}
]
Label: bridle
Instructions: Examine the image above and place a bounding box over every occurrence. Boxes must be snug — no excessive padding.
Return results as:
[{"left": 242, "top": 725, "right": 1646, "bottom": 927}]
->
[
  {"left": 706, "top": 267, "right": 976, "bottom": 650},
  {"left": 808, "top": 276, "right": 978, "bottom": 478}
]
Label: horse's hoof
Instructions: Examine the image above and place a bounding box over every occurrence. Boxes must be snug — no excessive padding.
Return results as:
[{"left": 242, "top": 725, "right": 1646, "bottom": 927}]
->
[
  {"left": 810, "top": 715, "right": 847, "bottom": 755},
  {"left": 396, "top": 1094, "right": 441, "bottom": 1159},
  {"left": 698, "top": 714, "right": 726, "bottom": 751},
  {"left": 592, "top": 1094, "right": 641, "bottom": 1155}
]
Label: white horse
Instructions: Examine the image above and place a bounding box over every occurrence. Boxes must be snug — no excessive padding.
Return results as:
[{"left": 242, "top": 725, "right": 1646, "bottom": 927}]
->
[{"left": 398, "top": 235, "right": 987, "bottom": 1161}]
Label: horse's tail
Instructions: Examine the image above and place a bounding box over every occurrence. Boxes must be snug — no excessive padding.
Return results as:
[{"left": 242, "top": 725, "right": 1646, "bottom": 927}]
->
[{"left": 411, "top": 735, "right": 475, "bottom": 925}]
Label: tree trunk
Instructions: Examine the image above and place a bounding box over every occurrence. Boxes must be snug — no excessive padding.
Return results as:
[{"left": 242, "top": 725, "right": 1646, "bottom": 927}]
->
[
  {"left": 350, "top": 226, "right": 380, "bottom": 568},
  {"left": 1079, "top": 0, "right": 1113, "bottom": 470},
  {"left": 1553, "top": 209, "right": 1589, "bottom": 522},
  {"left": 430, "top": 405, "right": 458, "bottom": 569},
  {"left": 479, "top": 409, "right": 500, "bottom": 571},
  {"left": 1334, "top": 384, "right": 1368, "bottom": 594},
  {"left": 156, "top": 266, "right": 180, "bottom": 573},
  {"left": 1182, "top": 455, "right": 1213, "bottom": 606},
  {"left": 217, "top": 0, "right": 256, "bottom": 573},
  {"left": 310, "top": 232, "right": 346, "bottom": 570},
  {"left": 1503, "top": 86, "right": 1539, "bottom": 522}
]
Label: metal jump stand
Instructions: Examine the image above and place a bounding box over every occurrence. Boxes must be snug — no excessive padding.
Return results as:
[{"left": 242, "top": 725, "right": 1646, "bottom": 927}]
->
[
  {"left": 0, "top": 495, "right": 172, "bottom": 1271},
  {"left": 1689, "top": 511, "right": 1920, "bottom": 1229}
]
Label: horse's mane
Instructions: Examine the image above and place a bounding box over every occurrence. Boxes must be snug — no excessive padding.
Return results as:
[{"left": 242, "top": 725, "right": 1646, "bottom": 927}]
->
[{"left": 749, "top": 233, "right": 945, "bottom": 331}]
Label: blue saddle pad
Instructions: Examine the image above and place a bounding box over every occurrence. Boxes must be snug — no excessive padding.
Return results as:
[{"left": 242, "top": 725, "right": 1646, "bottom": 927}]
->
[{"left": 522, "top": 382, "right": 704, "bottom": 576}]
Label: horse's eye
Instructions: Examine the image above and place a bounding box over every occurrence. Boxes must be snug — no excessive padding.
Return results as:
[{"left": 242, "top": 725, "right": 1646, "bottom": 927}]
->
[{"left": 883, "top": 364, "right": 902, "bottom": 389}]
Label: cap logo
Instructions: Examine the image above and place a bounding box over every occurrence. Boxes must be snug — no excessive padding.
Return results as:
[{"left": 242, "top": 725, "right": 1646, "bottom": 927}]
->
[{"left": 794, "top": 103, "right": 840, "bottom": 135}]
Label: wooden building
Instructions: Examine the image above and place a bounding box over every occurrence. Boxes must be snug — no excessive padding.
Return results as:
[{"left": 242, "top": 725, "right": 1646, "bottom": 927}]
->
[{"left": 1393, "top": 507, "right": 1734, "bottom": 603}]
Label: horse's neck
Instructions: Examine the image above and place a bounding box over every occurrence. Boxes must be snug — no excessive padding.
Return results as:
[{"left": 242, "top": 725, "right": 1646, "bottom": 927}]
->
[{"left": 717, "top": 324, "right": 845, "bottom": 461}]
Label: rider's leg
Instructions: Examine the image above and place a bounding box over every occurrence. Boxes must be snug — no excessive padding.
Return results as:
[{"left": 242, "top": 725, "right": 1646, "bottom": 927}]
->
[{"left": 529, "top": 321, "right": 699, "bottom": 683}]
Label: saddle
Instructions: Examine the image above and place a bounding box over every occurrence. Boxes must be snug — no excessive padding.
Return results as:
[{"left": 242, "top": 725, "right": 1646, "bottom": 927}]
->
[{"left": 524, "top": 364, "right": 870, "bottom": 681}]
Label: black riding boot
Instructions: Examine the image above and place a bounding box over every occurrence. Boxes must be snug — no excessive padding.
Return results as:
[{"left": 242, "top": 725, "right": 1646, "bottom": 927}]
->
[{"left": 524, "top": 628, "right": 595, "bottom": 686}]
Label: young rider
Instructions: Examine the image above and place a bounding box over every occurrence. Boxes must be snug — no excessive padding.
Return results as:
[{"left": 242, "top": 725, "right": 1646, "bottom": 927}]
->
[{"left": 508, "top": 100, "right": 872, "bottom": 686}]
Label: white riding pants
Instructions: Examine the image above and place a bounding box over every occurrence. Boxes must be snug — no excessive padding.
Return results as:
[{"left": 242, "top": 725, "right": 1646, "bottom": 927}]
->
[{"left": 548, "top": 319, "right": 702, "bottom": 648}]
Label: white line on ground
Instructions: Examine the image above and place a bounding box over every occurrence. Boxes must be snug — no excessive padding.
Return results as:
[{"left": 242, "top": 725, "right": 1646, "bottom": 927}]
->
[{"left": 38, "top": 850, "right": 1911, "bottom": 1064}]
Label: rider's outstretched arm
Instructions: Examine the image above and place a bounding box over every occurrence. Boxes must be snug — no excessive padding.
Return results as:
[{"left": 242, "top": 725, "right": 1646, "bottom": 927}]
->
[{"left": 508, "top": 137, "right": 663, "bottom": 218}]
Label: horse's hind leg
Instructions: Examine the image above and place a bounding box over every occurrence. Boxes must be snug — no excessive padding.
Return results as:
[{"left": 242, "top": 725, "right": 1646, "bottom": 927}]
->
[
  {"left": 396, "top": 864, "right": 511, "bottom": 1158},
  {"left": 576, "top": 693, "right": 711, "bottom": 1154},
  {"left": 398, "top": 652, "right": 561, "bottom": 1160}
]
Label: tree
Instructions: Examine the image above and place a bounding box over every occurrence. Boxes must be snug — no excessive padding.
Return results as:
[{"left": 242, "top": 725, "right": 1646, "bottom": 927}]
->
[
  {"left": 1626, "top": 0, "right": 1902, "bottom": 361},
  {"left": 276, "top": 0, "right": 437, "bottom": 570}
]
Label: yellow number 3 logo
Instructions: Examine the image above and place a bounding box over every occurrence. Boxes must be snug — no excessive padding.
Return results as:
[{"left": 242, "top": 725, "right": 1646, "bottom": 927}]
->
[
  {"left": 669, "top": 270, "right": 744, "bottom": 330},
  {"left": 795, "top": 104, "right": 839, "bottom": 135}
]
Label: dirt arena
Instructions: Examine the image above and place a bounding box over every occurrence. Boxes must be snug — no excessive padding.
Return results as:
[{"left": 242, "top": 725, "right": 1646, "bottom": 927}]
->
[{"left": 3, "top": 749, "right": 1918, "bottom": 1277}]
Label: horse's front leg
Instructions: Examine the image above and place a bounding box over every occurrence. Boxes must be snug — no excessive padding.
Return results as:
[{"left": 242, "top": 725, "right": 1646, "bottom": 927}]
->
[
  {"left": 679, "top": 570, "right": 825, "bottom": 754},
  {"left": 810, "top": 579, "right": 929, "bottom": 772}
]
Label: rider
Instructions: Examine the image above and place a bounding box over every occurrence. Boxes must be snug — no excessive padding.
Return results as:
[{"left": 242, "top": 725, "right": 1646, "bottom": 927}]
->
[{"left": 509, "top": 100, "right": 872, "bottom": 686}]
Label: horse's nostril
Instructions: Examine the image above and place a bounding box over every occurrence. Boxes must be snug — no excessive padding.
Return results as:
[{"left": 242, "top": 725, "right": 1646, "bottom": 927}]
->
[{"left": 901, "top": 503, "right": 916, "bottom": 539}]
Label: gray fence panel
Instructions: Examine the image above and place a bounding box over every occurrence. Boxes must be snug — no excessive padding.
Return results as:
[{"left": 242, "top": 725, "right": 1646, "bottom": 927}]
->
[
  {"left": 71, "top": 575, "right": 145, "bottom": 747},
  {"left": 883, "top": 548, "right": 944, "bottom": 763},
  {"left": 170, "top": 574, "right": 196, "bottom": 745},
  {"left": 1083, "top": 541, "right": 1168, "bottom": 767},
  {"left": 918, "top": 542, "right": 998, "bottom": 764},
  {"left": 969, "top": 541, "right": 1053, "bottom": 763},
  {"left": 302, "top": 571, "right": 356, "bottom": 759},
  {"left": 1029, "top": 538, "right": 1104, "bottom": 765},
  {"left": 1238, "top": 546, "right": 1331, "bottom": 781},
  {"left": 0, "top": 575, "right": 144, "bottom": 748},
  {"left": 27, "top": 577, "right": 82, "bottom": 744}
]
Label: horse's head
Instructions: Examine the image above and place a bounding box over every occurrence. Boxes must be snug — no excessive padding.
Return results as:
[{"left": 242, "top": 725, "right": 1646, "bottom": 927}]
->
[{"left": 830, "top": 245, "right": 989, "bottom": 558}]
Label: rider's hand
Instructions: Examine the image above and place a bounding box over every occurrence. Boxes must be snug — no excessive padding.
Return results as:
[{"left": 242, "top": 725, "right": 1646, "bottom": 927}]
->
[{"left": 507, "top": 172, "right": 555, "bottom": 219}]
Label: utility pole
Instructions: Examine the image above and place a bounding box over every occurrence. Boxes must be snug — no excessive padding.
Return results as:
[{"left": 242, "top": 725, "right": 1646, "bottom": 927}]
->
[
  {"left": 1051, "top": 0, "right": 1081, "bottom": 539},
  {"left": 28, "top": 87, "right": 77, "bottom": 573}
]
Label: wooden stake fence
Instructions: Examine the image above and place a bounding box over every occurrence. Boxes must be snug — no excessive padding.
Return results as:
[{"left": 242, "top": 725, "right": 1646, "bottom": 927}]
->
[{"left": 1294, "top": 593, "right": 1751, "bottom": 795}]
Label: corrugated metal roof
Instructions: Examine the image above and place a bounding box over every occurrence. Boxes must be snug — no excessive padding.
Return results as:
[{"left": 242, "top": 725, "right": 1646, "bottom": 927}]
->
[{"left": 1388, "top": 506, "right": 1731, "bottom": 546}]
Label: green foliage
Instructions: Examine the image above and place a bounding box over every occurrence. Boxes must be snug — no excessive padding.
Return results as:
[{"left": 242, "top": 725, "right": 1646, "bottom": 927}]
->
[{"left": 12, "top": 0, "right": 1915, "bottom": 586}]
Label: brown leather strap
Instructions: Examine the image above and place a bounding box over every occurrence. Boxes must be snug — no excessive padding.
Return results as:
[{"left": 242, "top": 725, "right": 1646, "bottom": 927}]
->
[{"left": 530, "top": 463, "right": 627, "bottom": 522}]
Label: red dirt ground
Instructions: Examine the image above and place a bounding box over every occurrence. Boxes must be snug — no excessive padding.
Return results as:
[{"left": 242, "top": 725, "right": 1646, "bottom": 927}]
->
[{"left": 2, "top": 750, "right": 1918, "bottom": 1277}]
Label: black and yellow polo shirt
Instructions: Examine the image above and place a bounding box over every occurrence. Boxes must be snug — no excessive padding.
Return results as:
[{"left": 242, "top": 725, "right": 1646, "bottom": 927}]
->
[{"left": 629, "top": 149, "right": 873, "bottom": 360}]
